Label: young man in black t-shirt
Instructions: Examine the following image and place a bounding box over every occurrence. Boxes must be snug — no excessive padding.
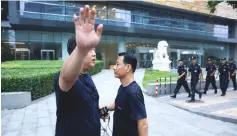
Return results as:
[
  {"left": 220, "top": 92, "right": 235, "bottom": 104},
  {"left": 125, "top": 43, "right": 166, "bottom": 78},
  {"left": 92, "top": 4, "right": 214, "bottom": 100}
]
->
[
  {"left": 101, "top": 52, "right": 148, "bottom": 136},
  {"left": 54, "top": 5, "right": 103, "bottom": 136}
]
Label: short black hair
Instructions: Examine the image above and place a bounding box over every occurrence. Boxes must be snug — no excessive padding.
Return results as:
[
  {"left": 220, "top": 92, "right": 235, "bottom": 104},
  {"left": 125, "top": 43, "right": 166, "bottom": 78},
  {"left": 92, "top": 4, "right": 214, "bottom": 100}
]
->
[
  {"left": 118, "top": 52, "right": 137, "bottom": 73},
  {"left": 67, "top": 35, "right": 76, "bottom": 55}
]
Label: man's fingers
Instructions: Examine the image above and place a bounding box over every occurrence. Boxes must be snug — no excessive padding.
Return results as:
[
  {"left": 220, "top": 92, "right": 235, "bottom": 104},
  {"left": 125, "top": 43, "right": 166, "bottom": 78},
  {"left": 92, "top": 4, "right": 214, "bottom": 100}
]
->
[
  {"left": 79, "top": 8, "right": 84, "bottom": 25},
  {"left": 73, "top": 14, "right": 79, "bottom": 25},
  {"left": 89, "top": 8, "right": 96, "bottom": 25},
  {"left": 84, "top": 5, "right": 90, "bottom": 23},
  {"left": 96, "top": 24, "right": 103, "bottom": 37}
]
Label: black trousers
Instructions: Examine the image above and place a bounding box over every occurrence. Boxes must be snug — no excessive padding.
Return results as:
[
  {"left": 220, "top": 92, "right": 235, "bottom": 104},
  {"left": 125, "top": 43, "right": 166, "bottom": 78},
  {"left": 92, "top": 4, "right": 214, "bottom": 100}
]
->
[
  {"left": 174, "top": 78, "right": 190, "bottom": 94},
  {"left": 219, "top": 75, "right": 229, "bottom": 94},
  {"left": 191, "top": 77, "right": 202, "bottom": 100},
  {"left": 231, "top": 74, "right": 236, "bottom": 89},
  {"left": 204, "top": 76, "right": 217, "bottom": 91}
]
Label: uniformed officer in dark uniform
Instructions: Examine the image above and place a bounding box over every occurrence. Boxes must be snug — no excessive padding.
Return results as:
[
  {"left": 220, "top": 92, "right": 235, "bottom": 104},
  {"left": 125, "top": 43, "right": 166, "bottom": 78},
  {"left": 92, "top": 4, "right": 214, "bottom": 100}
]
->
[
  {"left": 218, "top": 58, "right": 230, "bottom": 96},
  {"left": 171, "top": 59, "right": 191, "bottom": 98},
  {"left": 203, "top": 58, "right": 218, "bottom": 94},
  {"left": 228, "top": 58, "right": 237, "bottom": 90},
  {"left": 187, "top": 56, "right": 203, "bottom": 102}
]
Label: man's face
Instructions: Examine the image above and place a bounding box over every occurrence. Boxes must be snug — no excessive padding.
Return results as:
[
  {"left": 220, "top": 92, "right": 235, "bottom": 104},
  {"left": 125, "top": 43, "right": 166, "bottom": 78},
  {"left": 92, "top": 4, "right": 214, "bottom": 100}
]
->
[
  {"left": 221, "top": 60, "right": 226, "bottom": 64},
  {"left": 192, "top": 59, "right": 197, "bottom": 64},
  {"left": 113, "top": 56, "right": 129, "bottom": 78},
  {"left": 178, "top": 61, "right": 183, "bottom": 66},
  {"left": 208, "top": 60, "right": 212, "bottom": 64},
  {"left": 229, "top": 61, "right": 233, "bottom": 64},
  {"left": 83, "top": 49, "right": 96, "bottom": 70}
]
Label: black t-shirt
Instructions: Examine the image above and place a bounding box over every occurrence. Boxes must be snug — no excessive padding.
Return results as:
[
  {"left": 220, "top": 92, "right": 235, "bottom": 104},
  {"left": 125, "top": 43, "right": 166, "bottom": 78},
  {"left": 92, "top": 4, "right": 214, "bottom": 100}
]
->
[
  {"left": 113, "top": 81, "right": 147, "bottom": 136},
  {"left": 188, "top": 63, "right": 201, "bottom": 79},
  {"left": 177, "top": 65, "right": 187, "bottom": 79},
  {"left": 54, "top": 72, "right": 101, "bottom": 136},
  {"left": 206, "top": 64, "right": 216, "bottom": 76}
]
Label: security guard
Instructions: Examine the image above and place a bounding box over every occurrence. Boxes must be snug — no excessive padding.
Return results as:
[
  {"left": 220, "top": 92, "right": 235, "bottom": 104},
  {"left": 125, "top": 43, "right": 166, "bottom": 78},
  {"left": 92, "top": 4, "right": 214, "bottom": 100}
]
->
[
  {"left": 228, "top": 58, "right": 237, "bottom": 90},
  {"left": 218, "top": 58, "right": 230, "bottom": 96},
  {"left": 171, "top": 59, "right": 191, "bottom": 98},
  {"left": 203, "top": 58, "right": 218, "bottom": 94},
  {"left": 187, "top": 56, "right": 202, "bottom": 102}
]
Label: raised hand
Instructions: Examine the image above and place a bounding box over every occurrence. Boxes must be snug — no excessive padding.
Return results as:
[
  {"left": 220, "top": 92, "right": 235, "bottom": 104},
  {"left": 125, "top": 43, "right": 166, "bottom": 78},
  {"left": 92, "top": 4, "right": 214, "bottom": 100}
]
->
[{"left": 74, "top": 5, "right": 103, "bottom": 53}]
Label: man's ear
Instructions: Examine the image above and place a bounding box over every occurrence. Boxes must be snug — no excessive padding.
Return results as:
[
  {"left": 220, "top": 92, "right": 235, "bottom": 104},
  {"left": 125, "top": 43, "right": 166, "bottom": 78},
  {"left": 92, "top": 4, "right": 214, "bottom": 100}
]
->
[{"left": 126, "top": 64, "right": 132, "bottom": 73}]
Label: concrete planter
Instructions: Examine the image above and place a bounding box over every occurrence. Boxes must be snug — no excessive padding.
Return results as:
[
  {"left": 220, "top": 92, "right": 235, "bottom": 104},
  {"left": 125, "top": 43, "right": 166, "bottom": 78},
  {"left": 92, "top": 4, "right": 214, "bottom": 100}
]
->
[{"left": 1, "top": 92, "right": 31, "bottom": 110}]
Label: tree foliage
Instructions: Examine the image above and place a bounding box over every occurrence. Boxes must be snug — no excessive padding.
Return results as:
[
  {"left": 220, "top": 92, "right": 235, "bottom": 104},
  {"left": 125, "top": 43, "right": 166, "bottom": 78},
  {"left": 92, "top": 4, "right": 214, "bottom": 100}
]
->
[{"left": 207, "top": 1, "right": 237, "bottom": 13}]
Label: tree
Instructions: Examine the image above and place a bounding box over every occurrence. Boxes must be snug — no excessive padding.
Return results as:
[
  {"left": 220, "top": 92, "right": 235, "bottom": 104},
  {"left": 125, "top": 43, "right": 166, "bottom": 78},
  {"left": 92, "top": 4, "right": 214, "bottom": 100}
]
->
[{"left": 207, "top": 1, "right": 237, "bottom": 13}]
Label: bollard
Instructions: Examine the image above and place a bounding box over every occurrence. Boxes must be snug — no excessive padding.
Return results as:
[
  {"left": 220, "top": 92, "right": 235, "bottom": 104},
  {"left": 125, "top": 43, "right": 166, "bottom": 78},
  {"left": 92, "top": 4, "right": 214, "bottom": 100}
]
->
[
  {"left": 169, "top": 77, "right": 172, "bottom": 94},
  {"left": 159, "top": 77, "right": 162, "bottom": 95},
  {"left": 155, "top": 79, "right": 158, "bottom": 97},
  {"left": 165, "top": 77, "right": 167, "bottom": 94}
]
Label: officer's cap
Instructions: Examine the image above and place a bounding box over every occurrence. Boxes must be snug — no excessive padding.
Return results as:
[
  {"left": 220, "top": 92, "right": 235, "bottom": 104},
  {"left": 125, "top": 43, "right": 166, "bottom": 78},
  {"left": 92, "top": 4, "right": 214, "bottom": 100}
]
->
[
  {"left": 221, "top": 58, "right": 226, "bottom": 61},
  {"left": 207, "top": 58, "right": 212, "bottom": 61},
  {"left": 178, "top": 59, "right": 183, "bottom": 61},
  {"left": 191, "top": 56, "right": 197, "bottom": 60},
  {"left": 229, "top": 58, "right": 233, "bottom": 61}
]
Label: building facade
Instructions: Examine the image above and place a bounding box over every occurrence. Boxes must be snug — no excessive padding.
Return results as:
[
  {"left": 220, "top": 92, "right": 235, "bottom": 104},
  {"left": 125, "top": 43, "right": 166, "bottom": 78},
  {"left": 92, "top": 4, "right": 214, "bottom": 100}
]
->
[{"left": 1, "top": 1, "right": 237, "bottom": 68}]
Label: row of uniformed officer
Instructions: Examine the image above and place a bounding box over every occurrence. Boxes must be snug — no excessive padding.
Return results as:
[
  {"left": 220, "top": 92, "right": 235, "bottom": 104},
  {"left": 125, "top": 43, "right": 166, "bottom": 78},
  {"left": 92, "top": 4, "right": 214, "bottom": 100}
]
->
[{"left": 171, "top": 57, "right": 236, "bottom": 100}]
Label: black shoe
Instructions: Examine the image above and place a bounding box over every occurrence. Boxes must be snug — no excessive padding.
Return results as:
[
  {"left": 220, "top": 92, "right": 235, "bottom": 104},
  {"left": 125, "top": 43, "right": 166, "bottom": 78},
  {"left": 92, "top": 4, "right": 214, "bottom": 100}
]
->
[
  {"left": 221, "top": 93, "right": 226, "bottom": 96},
  {"left": 203, "top": 91, "right": 207, "bottom": 94},
  {"left": 189, "top": 99, "right": 195, "bottom": 102},
  {"left": 233, "top": 88, "right": 237, "bottom": 91},
  {"left": 199, "top": 93, "right": 202, "bottom": 99},
  {"left": 170, "top": 95, "right": 176, "bottom": 98},
  {"left": 214, "top": 90, "right": 217, "bottom": 94},
  {"left": 188, "top": 93, "right": 191, "bottom": 97}
]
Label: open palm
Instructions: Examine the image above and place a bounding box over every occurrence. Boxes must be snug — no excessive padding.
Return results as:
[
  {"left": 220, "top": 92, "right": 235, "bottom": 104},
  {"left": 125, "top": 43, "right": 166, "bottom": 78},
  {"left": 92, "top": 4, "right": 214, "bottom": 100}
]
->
[{"left": 74, "top": 5, "right": 103, "bottom": 52}]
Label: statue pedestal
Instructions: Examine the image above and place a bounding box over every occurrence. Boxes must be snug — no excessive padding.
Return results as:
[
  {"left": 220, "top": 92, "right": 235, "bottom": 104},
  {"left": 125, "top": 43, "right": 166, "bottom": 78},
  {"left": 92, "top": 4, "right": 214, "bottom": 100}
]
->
[{"left": 152, "top": 59, "right": 171, "bottom": 71}]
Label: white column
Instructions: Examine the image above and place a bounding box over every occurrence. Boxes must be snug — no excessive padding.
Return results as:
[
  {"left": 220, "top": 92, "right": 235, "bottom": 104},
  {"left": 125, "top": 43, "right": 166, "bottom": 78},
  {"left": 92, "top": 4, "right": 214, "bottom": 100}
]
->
[{"left": 118, "top": 41, "right": 126, "bottom": 53}]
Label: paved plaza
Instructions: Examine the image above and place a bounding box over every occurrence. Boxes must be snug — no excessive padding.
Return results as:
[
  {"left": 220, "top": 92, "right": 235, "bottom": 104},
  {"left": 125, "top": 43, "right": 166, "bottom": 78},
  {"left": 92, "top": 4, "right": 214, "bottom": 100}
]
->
[{"left": 1, "top": 69, "right": 237, "bottom": 136}]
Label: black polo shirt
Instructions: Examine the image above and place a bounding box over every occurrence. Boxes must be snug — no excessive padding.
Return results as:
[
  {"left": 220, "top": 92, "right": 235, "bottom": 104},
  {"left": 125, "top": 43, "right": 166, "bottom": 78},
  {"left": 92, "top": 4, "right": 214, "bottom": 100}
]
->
[
  {"left": 54, "top": 72, "right": 101, "bottom": 136},
  {"left": 188, "top": 63, "right": 201, "bottom": 80},
  {"left": 113, "top": 81, "right": 147, "bottom": 136}
]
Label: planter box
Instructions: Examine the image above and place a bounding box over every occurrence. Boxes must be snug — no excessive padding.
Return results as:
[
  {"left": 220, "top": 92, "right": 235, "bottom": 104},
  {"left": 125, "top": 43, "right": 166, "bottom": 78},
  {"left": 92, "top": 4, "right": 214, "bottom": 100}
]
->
[{"left": 1, "top": 92, "right": 31, "bottom": 110}]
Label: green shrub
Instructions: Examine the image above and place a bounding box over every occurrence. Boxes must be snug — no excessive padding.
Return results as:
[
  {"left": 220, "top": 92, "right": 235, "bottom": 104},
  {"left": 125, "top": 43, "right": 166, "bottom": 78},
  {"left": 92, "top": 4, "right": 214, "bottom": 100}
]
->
[
  {"left": 1, "top": 60, "right": 104, "bottom": 100},
  {"left": 108, "top": 60, "right": 116, "bottom": 65}
]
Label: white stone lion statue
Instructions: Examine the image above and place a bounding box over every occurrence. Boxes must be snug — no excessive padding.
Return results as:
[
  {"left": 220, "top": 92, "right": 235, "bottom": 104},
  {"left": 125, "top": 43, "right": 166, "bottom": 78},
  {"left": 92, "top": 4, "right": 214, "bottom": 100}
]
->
[
  {"left": 153, "top": 41, "right": 169, "bottom": 60},
  {"left": 152, "top": 41, "right": 171, "bottom": 71}
]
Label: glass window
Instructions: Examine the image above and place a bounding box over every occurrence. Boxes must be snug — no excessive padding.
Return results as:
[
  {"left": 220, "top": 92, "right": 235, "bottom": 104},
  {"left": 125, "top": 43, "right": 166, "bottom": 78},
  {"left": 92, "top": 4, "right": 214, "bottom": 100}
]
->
[
  {"left": 29, "top": 31, "right": 41, "bottom": 42},
  {"left": 54, "top": 32, "right": 62, "bottom": 43},
  {"left": 42, "top": 32, "right": 53, "bottom": 42},
  {"left": 15, "top": 30, "right": 28, "bottom": 42}
]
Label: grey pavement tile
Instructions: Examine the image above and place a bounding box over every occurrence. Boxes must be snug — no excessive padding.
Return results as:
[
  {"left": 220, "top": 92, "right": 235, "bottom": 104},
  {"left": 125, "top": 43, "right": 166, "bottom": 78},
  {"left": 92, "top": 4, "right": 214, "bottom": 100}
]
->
[
  {"left": 37, "top": 110, "right": 49, "bottom": 118},
  {"left": 9, "top": 113, "right": 24, "bottom": 122},
  {"left": 23, "top": 115, "right": 37, "bottom": 124},
  {"left": 3, "top": 131, "right": 20, "bottom": 136},
  {"left": 2, "top": 118, "right": 10, "bottom": 127},
  {"left": 25, "top": 108, "right": 37, "bottom": 116},
  {"left": 37, "top": 126, "right": 53, "bottom": 136},
  {"left": 22, "top": 122, "right": 37, "bottom": 129},
  {"left": 37, "top": 117, "right": 51, "bottom": 127},
  {"left": 2, "top": 126, "right": 6, "bottom": 134},
  {"left": 20, "top": 125, "right": 37, "bottom": 136},
  {"left": 5, "top": 121, "right": 22, "bottom": 132}
]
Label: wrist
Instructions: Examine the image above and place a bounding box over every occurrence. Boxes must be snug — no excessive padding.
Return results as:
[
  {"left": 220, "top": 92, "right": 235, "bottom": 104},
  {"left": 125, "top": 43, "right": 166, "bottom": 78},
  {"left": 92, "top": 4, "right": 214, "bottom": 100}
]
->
[{"left": 76, "top": 46, "right": 89, "bottom": 57}]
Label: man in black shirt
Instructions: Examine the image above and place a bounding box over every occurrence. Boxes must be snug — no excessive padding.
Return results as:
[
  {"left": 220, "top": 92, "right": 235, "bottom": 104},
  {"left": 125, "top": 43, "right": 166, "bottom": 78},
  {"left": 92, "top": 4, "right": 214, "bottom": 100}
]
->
[
  {"left": 101, "top": 52, "right": 148, "bottom": 136},
  {"left": 203, "top": 58, "right": 218, "bottom": 94},
  {"left": 170, "top": 59, "right": 191, "bottom": 98},
  {"left": 218, "top": 58, "right": 230, "bottom": 96},
  {"left": 187, "top": 56, "right": 203, "bottom": 102},
  {"left": 228, "top": 58, "right": 237, "bottom": 91},
  {"left": 54, "top": 5, "right": 103, "bottom": 136}
]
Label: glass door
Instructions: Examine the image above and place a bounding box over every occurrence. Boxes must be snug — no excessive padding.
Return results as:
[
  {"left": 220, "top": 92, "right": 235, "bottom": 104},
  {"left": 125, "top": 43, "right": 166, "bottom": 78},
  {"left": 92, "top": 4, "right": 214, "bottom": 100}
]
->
[{"left": 41, "top": 50, "right": 55, "bottom": 60}]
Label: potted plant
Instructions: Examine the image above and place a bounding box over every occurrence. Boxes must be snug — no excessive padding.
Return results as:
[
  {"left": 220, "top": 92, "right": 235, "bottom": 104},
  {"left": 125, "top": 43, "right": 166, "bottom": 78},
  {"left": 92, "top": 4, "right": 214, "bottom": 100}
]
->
[{"left": 108, "top": 60, "right": 116, "bottom": 69}]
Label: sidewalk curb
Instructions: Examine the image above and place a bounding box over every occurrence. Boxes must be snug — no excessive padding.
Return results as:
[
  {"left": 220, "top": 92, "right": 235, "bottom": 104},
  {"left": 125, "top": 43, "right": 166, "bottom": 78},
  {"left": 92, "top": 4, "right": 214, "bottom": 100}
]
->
[{"left": 159, "top": 99, "right": 237, "bottom": 125}]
